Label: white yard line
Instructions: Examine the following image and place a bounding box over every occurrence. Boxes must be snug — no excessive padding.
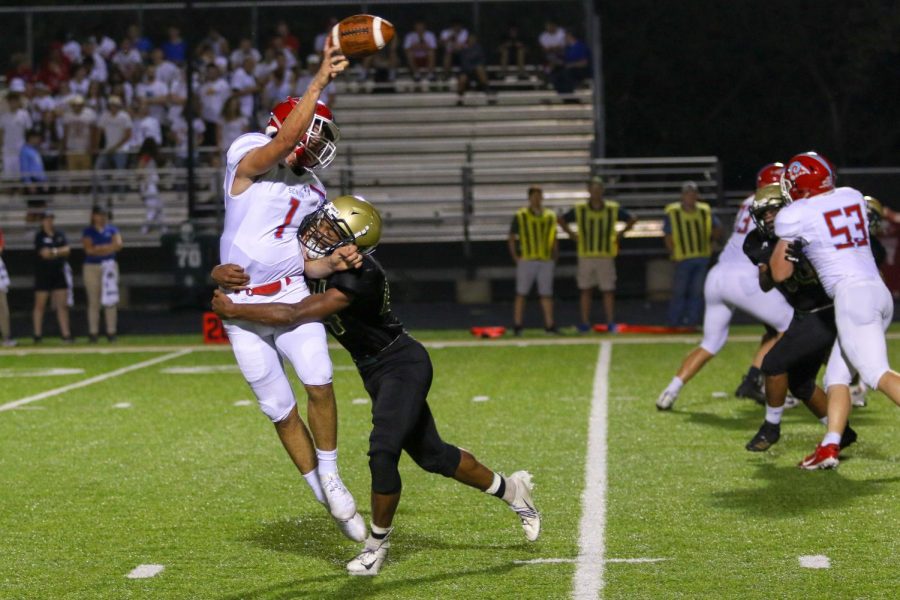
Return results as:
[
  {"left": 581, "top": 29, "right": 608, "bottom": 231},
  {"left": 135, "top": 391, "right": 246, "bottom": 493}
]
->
[
  {"left": 125, "top": 564, "right": 164, "bottom": 579},
  {"left": 0, "top": 349, "right": 192, "bottom": 413},
  {"left": 799, "top": 555, "right": 831, "bottom": 569},
  {"left": 573, "top": 341, "right": 612, "bottom": 600}
]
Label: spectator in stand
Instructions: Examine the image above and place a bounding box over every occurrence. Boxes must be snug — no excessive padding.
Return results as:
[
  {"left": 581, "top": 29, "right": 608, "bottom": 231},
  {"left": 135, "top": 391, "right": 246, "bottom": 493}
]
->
[
  {"left": 1, "top": 89, "right": 33, "bottom": 180},
  {"left": 268, "top": 35, "right": 298, "bottom": 70},
  {"left": 150, "top": 48, "right": 179, "bottom": 85},
  {"left": 137, "top": 138, "right": 163, "bottom": 234},
  {"left": 37, "top": 47, "right": 70, "bottom": 94},
  {"left": 6, "top": 53, "right": 34, "bottom": 84},
  {"left": 135, "top": 66, "right": 169, "bottom": 125},
  {"left": 126, "top": 24, "right": 154, "bottom": 57},
  {"left": 82, "top": 205, "right": 123, "bottom": 343},
  {"left": 108, "top": 72, "right": 134, "bottom": 113},
  {"left": 112, "top": 38, "right": 143, "bottom": 81},
  {"left": 538, "top": 21, "right": 567, "bottom": 76},
  {"left": 456, "top": 35, "right": 496, "bottom": 106},
  {"left": 62, "top": 95, "right": 97, "bottom": 185},
  {"left": 0, "top": 227, "right": 13, "bottom": 346},
  {"left": 84, "top": 81, "right": 106, "bottom": 114},
  {"left": 166, "top": 70, "right": 188, "bottom": 127},
  {"left": 82, "top": 39, "right": 108, "bottom": 83},
  {"left": 69, "top": 64, "right": 91, "bottom": 97},
  {"left": 508, "top": 185, "right": 559, "bottom": 335},
  {"left": 95, "top": 96, "right": 132, "bottom": 173},
  {"left": 203, "top": 28, "right": 230, "bottom": 59},
  {"left": 169, "top": 103, "right": 205, "bottom": 168},
  {"left": 294, "top": 54, "right": 335, "bottom": 107},
  {"left": 162, "top": 27, "right": 187, "bottom": 64},
  {"left": 62, "top": 33, "right": 82, "bottom": 65},
  {"left": 20, "top": 129, "right": 47, "bottom": 193},
  {"left": 275, "top": 21, "right": 300, "bottom": 53},
  {"left": 33, "top": 211, "right": 73, "bottom": 343},
  {"left": 229, "top": 38, "right": 262, "bottom": 70},
  {"left": 130, "top": 99, "right": 163, "bottom": 150},
  {"left": 552, "top": 31, "right": 590, "bottom": 97},
  {"left": 199, "top": 63, "right": 230, "bottom": 149},
  {"left": 30, "top": 82, "right": 57, "bottom": 122},
  {"left": 36, "top": 110, "right": 60, "bottom": 171},
  {"left": 92, "top": 28, "right": 117, "bottom": 61},
  {"left": 440, "top": 21, "right": 469, "bottom": 79},
  {"left": 498, "top": 25, "right": 528, "bottom": 80},
  {"left": 230, "top": 56, "right": 259, "bottom": 124},
  {"left": 220, "top": 91, "right": 248, "bottom": 145},
  {"left": 404, "top": 21, "right": 438, "bottom": 82},
  {"left": 365, "top": 35, "right": 399, "bottom": 86},
  {"left": 314, "top": 17, "right": 339, "bottom": 53},
  {"left": 262, "top": 54, "right": 296, "bottom": 109}
]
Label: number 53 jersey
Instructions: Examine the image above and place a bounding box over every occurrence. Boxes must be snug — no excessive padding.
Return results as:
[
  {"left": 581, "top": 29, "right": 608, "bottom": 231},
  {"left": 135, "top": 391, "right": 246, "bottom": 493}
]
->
[
  {"left": 775, "top": 186, "right": 881, "bottom": 298},
  {"left": 220, "top": 133, "right": 326, "bottom": 289}
]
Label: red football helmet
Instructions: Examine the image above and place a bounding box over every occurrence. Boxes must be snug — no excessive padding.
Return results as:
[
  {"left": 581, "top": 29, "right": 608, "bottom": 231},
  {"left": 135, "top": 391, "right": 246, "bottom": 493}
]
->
[
  {"left": 780, "top": 152, "right": 836, "bottom": 201},
  {"left": 265, "top": 98, "right": 340, "bottom": 170},
  {"left": 755, "top": 162, "right": 784, "bottom": 189}
]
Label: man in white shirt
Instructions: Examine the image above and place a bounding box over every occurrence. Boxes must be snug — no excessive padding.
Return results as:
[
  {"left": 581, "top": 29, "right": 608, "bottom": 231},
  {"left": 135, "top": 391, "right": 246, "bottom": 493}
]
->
[
  {"left": 200, "top": 63, "right": 231, "bottom": 146},
  {"left": 135, "top": 66, "right": 170, "bottom": 125},
  {"left": 229, "top": 38, "right": 262, "bottom": 70},
  {"left": 130, "top": 100, "right": 163, "bottom": 149},
  {"left": 538, "top": 21, "right": 567, "bottom": 69},
  {"left": 230, "top": 56, "right": 259, "bottom": 122},
  {"left": 61, "top": 95, "right": 97, "bottom": 171},
  {"left": 216, "top": 40, "right": 365, "bottom": 541},
  {"left": 150, "top": 48, "right": 180, "bottom": 85},
  {"left": 112, "top": 38, "right": 143, "bottom": 81},
  {"left": 771, "top": 151, "right": 900, "bottom": 469},
  {"left": 82, "top": 40, "right": 108, "bottom": 83},
  {"left": 439, "top": 21, "right": 469, "bottom": 78},
  {"left": 95, "top": 96, "right": 132, "bottom": 171},
  {"left": 404, "top": 21, "right": 438, "bottom": 81},
  {"left": 0, "top": 92, "right": 33, "bottom": 179}
]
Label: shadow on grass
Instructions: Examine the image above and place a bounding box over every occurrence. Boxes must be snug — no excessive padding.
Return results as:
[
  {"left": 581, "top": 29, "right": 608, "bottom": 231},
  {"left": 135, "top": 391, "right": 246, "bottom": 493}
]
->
[
  {"left": 674, "top": 405, "right": 760, "bottom": 431},
  {"left": 709, "top": 461, "right": 900, "bottom": 518}
]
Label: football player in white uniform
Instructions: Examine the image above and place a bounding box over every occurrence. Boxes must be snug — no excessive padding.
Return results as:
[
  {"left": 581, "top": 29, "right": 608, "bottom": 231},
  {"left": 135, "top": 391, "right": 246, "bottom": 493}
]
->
[
  {"left": 217, "top": 39, "right": 366, "bottom": 539},
  {"left": 771, "top": 151, "right": 900, "bottom": 469},
  {"left": 656, "top": 164, "right": 794, "bottom": 410}
]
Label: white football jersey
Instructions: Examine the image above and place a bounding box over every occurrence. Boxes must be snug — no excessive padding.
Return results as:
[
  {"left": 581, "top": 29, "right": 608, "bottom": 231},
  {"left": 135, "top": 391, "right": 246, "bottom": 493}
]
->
[
  {"left": 775, "top": 186, "right": 880, "bottom": 297},
  {"left": 717, "top": 194, "right": 755, "bottom": 265},
  {"left": 220, "top": 133, "right": 326, "bottom": 290}
]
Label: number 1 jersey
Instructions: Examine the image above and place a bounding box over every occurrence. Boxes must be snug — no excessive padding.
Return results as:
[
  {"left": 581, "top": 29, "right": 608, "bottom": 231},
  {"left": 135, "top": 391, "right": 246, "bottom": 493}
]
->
[
  {"left": 220, "top": 133, "right": 326, "bottom": 288},
  {"left": 774, "top": 186, "right": 880, "bottom": 297}
]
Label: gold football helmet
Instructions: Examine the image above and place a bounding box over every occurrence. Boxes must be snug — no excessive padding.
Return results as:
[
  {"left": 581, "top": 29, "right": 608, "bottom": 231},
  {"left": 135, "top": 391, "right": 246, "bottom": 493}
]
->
[
  {"left": 750, "top": 183, "right": 785, "bottom": 237},
  {"left": 864, "top": 195, "right": 884, "bottom": 235},
  {"left": 299, "top": 195, "right": 383, "bottom": 258}
]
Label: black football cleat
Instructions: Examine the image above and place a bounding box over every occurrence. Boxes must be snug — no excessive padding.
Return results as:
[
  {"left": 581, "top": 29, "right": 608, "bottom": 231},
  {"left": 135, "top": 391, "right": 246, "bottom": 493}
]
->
[
  {"left": 735, "top": 375, "right": 766, "bottom": 405},
  {"left": 746, "top": 420, "right": 781, "bottom": 452},
  {"left": 839, "top": 424, "right": 858, "bottom": 450}
]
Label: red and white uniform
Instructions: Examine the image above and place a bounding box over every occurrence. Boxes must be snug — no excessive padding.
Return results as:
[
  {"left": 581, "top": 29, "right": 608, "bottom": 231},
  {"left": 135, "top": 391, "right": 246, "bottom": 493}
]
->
[
  {"left": 776, "top": 186, "right": 892, "bottom": 388},
  {"left": 700, "top": 196, "right": 793, "bottom": 355},
  {"left": 220, "top": 132, "right": 332, "bottom": 422}
]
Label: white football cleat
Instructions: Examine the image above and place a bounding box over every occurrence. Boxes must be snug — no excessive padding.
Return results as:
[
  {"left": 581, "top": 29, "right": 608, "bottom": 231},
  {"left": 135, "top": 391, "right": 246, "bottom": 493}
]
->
[
  {"left": 851, "top": 382, "right": 867, "bottom": 407},
  {"left": 784, "top": 393, "right": 801, "bottom": 409},
  {"left": 506, "top": 471, "right": 541, "bottom": 541},
  {"left": 334, "top": 511, "right": 367, "bottom": 543},
  {"left": 347, "top": 530, "right": 392, "bottom": 576},
  {"left": 320, "top": 472, "right": 357, "bottom": 521},
  {"left": 656, "top": 389, "right": 677, "bottom": 411}
]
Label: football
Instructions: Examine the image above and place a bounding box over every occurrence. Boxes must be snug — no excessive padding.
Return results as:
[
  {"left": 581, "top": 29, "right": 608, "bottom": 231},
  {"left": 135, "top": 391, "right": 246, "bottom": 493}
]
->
[{"left": 331, "top": 14, "right": 395, "bottom": 58}]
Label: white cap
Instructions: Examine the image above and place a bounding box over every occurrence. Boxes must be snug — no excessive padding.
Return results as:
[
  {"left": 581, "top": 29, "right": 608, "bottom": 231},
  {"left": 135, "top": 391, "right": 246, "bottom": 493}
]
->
[
  {"left": 214, "top": 56, "right": 228, "bottom": 71},
  {"left": 9, "top": 78, "right": 26, "bottom": 93}
]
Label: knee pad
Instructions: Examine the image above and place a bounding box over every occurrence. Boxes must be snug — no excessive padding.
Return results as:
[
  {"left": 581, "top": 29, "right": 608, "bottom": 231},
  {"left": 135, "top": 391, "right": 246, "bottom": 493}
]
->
[
  {"left": 413, "top": 443, "right": 461, "bottom": 478},
  {"left": 248, "top": 370, "right": 297, "bottom": 423},
  {"left": 369, "top": 451, "right": 402, "bottom": 495},
  {"left": 787, "top": 373, "right": 815, "bottom": 402}
]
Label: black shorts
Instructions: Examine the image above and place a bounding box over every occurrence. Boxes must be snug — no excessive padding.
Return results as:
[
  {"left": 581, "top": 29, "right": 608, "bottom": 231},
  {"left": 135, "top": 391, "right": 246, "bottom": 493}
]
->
[
  {"left": 34, "top": 264, "right": 68, "bottom": 292},
  {"left": 360, "top": 336, "right": 458, "bottom": 471},
  {"left": 761, "top": 307, "right": 837, "bottom": 398}
]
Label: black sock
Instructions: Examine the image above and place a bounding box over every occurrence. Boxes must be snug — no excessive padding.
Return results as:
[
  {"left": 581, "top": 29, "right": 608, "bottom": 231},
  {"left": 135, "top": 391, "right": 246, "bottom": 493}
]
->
[
  {"left": 492, "top": 476, "right": 506, "bottom": 499},
  {"left": 371, "top": 530, "right": 388, "bottom": 540}
]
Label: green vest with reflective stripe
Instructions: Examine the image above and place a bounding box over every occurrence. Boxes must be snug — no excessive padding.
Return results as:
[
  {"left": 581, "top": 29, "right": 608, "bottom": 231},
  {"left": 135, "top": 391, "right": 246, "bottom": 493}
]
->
[
  {"left": 665, "top": 201, "right": 712, "bottom": 261},
  {"left": 575, "top": 201, "right": 620, "bottom": 258},
  {"left": 516, "top": 208, "right": 557, "bottom": 261}
]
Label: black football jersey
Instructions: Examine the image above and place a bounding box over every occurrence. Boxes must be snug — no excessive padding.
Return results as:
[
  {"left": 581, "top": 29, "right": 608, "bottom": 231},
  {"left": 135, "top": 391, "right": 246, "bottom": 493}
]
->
[
  {"left": 743, "top": 229, "right": 831, "bottom": 312},
  {"left": 306, "top": 254, "right": 406, "bottom": 361}
]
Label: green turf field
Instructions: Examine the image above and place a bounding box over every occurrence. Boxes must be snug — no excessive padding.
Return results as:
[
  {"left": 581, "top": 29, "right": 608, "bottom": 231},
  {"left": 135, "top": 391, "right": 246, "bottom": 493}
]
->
[{"left": 1, "top": 331, "right": 898, "bottom": 598}]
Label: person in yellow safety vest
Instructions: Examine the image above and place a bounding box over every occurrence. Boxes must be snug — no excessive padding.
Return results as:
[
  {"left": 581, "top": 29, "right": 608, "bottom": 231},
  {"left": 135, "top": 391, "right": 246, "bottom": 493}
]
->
[
  {"left": 508, "top": 185, "right": 559, "bottom": 336},
  {"left": 663, "top": 181, "right": 723, "bottom": 326},
  {"left": 559, "top": 176, "right": 637, "bottom": 333}
]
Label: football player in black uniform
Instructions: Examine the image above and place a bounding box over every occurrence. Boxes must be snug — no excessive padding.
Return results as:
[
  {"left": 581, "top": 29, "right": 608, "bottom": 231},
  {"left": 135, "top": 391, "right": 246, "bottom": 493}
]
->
[
  {"left": 210, "top": 195, "right": 540, "bottom": 576},
  {"left": 742, "top": 184, "right": 857, "bottom": 453}
]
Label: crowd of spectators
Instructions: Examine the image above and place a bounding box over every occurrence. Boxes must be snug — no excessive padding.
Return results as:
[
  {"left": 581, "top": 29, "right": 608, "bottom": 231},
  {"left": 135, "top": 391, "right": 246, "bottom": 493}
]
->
[{"left": 0, "top": 19, "right": 592, "bottom": 183}]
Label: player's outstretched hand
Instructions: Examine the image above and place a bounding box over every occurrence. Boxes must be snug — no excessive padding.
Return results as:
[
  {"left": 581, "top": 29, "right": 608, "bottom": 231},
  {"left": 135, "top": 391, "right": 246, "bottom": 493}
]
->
[
  {"left": 315, "top": 37, "right": 349, "bottom": 88},
  {"left": 329, "top": 244, "right": 362, "bottom": 271},
  {"left": 211, "top": 289, "right": 237, "bottom": 319},
  {"left": 211, "top": 263, "right": 251, "bottom": 290},
  {"left": 785, "top": 239, "right": 805, "bottom": 263}
]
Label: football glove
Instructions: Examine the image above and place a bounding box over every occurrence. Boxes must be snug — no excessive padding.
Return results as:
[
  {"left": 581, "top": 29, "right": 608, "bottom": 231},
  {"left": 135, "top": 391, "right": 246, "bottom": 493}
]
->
[{"left": 784, "top": 239, "right": 806, "bottom": 263}]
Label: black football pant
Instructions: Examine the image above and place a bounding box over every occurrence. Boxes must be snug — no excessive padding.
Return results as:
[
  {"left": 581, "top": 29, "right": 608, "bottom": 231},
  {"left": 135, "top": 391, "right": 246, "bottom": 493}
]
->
[
  {"left": 359, "top": 338, "right": 461, "bottom": 495},
  {"left": 761, "top": 307, "right": 837, "bottom": 401}
]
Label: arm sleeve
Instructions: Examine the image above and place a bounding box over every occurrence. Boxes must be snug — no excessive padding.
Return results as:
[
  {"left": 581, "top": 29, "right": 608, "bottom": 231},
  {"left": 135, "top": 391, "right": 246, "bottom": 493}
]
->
[
  {"left": 328, "top": 265, "right": 380, "bottom": 298},
  {"left": 774, "top": 205, "right": 804, "bottom": 240},
  {"left": 226, "top": 132, "right": 270, "bottom": 173}
]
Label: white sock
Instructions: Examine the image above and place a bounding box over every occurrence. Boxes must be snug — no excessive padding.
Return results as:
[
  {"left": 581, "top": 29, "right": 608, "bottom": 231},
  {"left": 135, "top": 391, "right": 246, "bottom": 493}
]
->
[
  {"left": 822, "top": 431, "right": 842, "bottom": 446},
  {"left": 765, "top": 404, "right": 784, "bottom": 425},
  {"left": 819, "top": 417, "right": 828, "bottom": 425},
  {"left": 316, "top": 448, "right": 338, "bottom": 476},
  {"left": 303, "top": 470, "right": 326, "bottom": 505},
  {"left": 666, "top": 376, "right": 684, "bottom": 395},
  {"left": 371, "top": 522, "right": 390, "bottom": 539},
  {"left": 485, "top": 472, "right": 503, "bottom": 495}
]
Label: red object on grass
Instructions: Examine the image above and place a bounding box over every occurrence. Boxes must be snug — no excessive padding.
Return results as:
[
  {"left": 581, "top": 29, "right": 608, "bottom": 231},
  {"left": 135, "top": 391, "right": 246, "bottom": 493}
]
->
[
  {"left": 592, "top": 323, "right": 698, "bottom": 334},
  {"left": 470, "top": 326, "right": 507, "bottom": 338}
]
